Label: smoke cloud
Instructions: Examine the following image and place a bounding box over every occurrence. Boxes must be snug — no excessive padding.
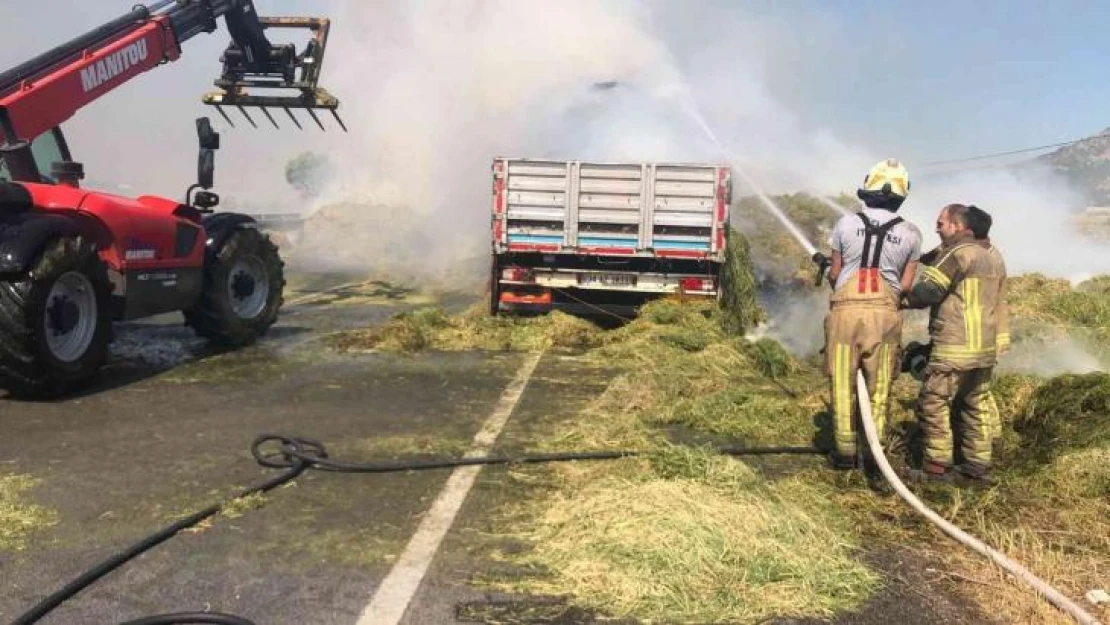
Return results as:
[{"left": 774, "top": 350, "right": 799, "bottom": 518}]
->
[{"left": 2, "top": 2, "right": 1105, "bottom": 371}]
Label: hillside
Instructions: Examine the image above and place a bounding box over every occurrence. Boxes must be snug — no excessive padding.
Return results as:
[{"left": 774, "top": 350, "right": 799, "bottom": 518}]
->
[{"left": 1036, "top": 127, "right": 1110, "bottom": 205}]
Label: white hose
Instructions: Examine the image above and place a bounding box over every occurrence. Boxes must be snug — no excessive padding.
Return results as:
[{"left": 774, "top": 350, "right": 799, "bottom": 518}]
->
[{"left": 855, "top": 371, "right": 1103, "bottom": 625}]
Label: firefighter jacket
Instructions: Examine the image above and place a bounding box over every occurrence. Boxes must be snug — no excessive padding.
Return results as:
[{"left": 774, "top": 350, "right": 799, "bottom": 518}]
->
[{"left": 903, "top": 232, "right": 1008, "bottom": 369}]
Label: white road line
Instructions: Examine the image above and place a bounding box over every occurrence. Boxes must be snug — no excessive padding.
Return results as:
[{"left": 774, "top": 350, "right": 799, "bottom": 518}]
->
[{"left": 356, "top": 350, "right": 544, "bottom": 625}]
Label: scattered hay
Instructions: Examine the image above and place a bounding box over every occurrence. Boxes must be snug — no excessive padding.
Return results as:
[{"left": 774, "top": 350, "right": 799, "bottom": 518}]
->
[
  {"left": 221, "top": 492, "right": 267, "bottom": 520},
  {"left": 1077, "top": 275, "right": 1110, "bottom": 296},
  {"left": 1040, "top": 447, "right": 1110, "bottom": 500},
  {"left": 657, "top": 388, "right": 812, "bottom": 447},
  {"left": 501, "top": 448, "right": 878, "bottom": 623},
  {"left": 642, "top": 298, "right": 685, "bottom": 325},
  {"left": 942, "top": 524, "right": 1106, "bottom": 625},
  {"left": 537, "top": 373, "right": 664, "bottom": 452},
  {"left": 746, "top": 337, "right": 796, "bottom": 379},
  {"left": 1008, "top": 274, "right": 1110, "bottom": 333},
  {"left": 0, "top": 473, "right": 58, "bottom": 551},
  {"left": 328, "top": 306, "right": 602, "bottom": 354},
  {"left": 1012, "top": 372, "right": 1110, "bottom": 463},
  {"left": 906, "top": 369, "right": 1110, "bottom": 624}
]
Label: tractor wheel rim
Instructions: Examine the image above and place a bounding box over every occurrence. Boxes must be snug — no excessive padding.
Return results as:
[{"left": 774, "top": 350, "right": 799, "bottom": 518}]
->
[
  {"left": 228, "top": 255, "right": 269, "bottom": 319},
  {"left": 44, "top": 271, "right": 98, "bottom": 363}
]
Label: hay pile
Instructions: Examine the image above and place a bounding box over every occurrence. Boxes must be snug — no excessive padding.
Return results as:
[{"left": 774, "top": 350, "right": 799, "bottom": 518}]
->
[
  {"left": 502, "top": 448, "right": 877, "bottom": 623},
  {"left": 1008, "top": 274, "right": 1110, "bottom": 333},
  {"left": 733, "top": 193, "right": 841, "bottom": 289},
  {"left": 719, "top": 228, "right": 765, "bottom": 334}
]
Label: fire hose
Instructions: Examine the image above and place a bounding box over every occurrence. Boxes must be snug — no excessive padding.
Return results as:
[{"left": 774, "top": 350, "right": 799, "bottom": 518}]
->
[
  {"left": 809, "top": 237, "right": 1099, "bottom": 623},
  {"left": 855, "top": 371, "right": 1103, "bottom": 625},
  {"left": 12, "top": 405, "right": 1102, "bottom": 624}
]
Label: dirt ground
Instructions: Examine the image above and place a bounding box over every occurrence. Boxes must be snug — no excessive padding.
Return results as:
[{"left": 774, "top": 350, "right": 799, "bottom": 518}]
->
[{"left": 0, "top": 274, "right": 1003, "bottom": 624}]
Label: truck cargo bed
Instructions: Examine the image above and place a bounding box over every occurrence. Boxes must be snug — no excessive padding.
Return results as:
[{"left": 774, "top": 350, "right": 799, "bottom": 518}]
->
[{"left": 490, "top": 158, "right": 732, "bottom": 316}]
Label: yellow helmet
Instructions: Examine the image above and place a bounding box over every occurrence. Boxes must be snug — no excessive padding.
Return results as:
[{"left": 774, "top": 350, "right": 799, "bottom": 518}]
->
[{"left": 858, "top": 158, "right": 910, "bottom": 209}]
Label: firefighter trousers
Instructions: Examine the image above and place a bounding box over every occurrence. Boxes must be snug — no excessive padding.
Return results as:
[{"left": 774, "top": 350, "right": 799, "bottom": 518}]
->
[
  {"left": 917, "top": 363, "right": 995, "bottom": 470},
  {"left": 824, "top": 303, "right": 902, "bottom": 458}
]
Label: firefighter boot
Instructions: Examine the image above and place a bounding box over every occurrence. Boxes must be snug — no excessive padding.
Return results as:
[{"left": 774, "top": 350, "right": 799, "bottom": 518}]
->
[{"left": 903, "top": 461, "right": 953, "bottom": 484}]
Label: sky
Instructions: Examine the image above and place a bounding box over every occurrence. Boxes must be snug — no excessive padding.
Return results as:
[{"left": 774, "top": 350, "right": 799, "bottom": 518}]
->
[
  {"left": 726, "top": 0, "right": 1110, "bottom": 165},
  {"left": 1, "top": 1, "right": 1107, "bottom": 277}
]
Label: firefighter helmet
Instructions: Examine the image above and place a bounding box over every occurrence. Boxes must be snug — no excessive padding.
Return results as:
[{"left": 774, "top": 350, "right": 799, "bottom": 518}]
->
[{"left": 858, "top": 158, "right": 910, "bottom": 210}]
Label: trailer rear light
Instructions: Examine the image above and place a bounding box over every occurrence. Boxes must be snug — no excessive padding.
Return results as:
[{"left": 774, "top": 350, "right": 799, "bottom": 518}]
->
[
  {"left": 679, "top": 277, "right": 715, "bottom": 292},
  {"left": 501, "top": 266, "right": 535, "bottom": 282},
  {"left": 500, "top": 289, "right": 552, "bottom": 305}
]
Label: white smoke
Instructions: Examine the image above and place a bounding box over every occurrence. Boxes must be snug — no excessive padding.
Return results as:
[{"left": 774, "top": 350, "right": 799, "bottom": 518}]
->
[
  {"left": 3, "top": 2, "right": 1105, "bottom": 372},
  {"left": 999, "top": 336, "right": 1108, "bottom": 376},
  {"left": 897, "top": 165, "right": 1109, "bottom": 281},
  {"left": 295, "top": 0, "right": 883, "bottom": 271}
]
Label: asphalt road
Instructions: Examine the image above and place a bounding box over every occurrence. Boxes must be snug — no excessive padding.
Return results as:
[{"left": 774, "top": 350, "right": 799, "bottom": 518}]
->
[
  {"left": 0, "top": 276, "right": 991, "bottom": 625},
  {"left": 0, "top": 280, "right": 533, "bottom": 625}
]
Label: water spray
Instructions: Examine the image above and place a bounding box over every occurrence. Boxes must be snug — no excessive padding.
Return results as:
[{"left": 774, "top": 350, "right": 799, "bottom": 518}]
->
[
  {"left": 592, "top": 80, "right": 818, "bottom": 256},
  {"left": 816, "top": 194, "right": 853, "bottom": 216},
  {"left": 673, "top": 92, "right": 818, "bottom": 256}
]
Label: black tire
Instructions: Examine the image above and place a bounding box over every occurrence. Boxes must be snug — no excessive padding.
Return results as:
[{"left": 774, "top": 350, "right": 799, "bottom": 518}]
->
[
  {"left": 488, "top": 254, "right": 501, "bottom": 316},
  {"left": 0, "top": 236, "right": 112, "bottom": 398},
  {"left": 185, "top": 227, "right": 284, "bottom": 347}
]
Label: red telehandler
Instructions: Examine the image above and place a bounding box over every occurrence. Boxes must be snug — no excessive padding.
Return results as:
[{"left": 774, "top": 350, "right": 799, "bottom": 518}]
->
[{"left": 0, "top": 1, "right": 344, "bottom": 397}]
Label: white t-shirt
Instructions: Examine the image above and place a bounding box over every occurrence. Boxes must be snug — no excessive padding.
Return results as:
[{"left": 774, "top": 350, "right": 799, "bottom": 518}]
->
[{"left": 828, "top": 208, "right": 922, "bottom": 293}]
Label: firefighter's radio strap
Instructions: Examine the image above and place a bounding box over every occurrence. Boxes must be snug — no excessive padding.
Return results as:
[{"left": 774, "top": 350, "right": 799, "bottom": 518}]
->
[{"left": 857, "top": 212, "right": 902, "bottom": 294}]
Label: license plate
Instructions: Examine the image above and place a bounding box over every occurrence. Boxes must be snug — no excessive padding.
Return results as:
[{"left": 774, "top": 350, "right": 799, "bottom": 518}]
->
[{"left": 578, "top": 273, "right": 637, "bottom": 287}]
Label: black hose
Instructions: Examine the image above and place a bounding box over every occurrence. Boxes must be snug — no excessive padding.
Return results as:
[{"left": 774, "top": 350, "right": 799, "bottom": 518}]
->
[
  {"left": 13, "top": 434, "right": 821, "bottom": 625},
  {"left": 251, "top": 433, "right": 822, "bottom": 473},
  {"left": 118, "top": 613, "right": 256, "bottom": 625},
  {"left": 11, "top": 460, "right": 307, "bottom": 625}
]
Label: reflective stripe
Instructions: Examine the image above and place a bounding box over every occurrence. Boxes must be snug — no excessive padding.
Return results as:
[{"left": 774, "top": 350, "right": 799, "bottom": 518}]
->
[
  {"left": 836, "top": 344, "right": 852, "bottom": 429},
  {"left": 984, "top": 391, "right": 1002, "bottom": 440},
  {"left": 933, "top": 344, "right": 997, "bottom": 361},
  {"left": 923, "top": 265, "right": 950, "bottom": 289},
  {"left": 872, "top": 343, "right": 892, "bottom": 435},
  {"left": 962, "top": 278, "right": 982, "bottom": 351},
  {"left": 997, "top": 332, "right": 1010, "bottom": 348}
]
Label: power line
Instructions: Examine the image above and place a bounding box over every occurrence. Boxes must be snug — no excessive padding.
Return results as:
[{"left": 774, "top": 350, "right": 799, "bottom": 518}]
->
[{"left": 920, "top": 131, "right": 1110, "bottom": 168}]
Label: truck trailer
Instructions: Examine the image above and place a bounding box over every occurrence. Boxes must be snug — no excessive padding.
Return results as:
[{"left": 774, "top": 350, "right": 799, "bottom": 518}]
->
[{"left": 489, "top": 158, "right": 732, "bottom": 317}]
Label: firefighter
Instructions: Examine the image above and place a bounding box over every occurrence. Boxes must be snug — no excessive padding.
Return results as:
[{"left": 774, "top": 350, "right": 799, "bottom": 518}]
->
[
  {"left": 823, "top": 159, "right": 923, "bottom": 473},
  {"left": 966, "top": 205, "right": 1009, "bottom": 456},
  {"left": 900, "top": 203, "right": 1007, "bottom": 484}
]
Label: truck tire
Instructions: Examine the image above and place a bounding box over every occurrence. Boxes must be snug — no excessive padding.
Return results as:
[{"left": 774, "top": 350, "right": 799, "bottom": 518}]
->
[
  {"left": 0, "top": 236, "right": 112, "bottom": 397},
  {"left": 186, "top": 227, "right": 284, "bottom": 347}
]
